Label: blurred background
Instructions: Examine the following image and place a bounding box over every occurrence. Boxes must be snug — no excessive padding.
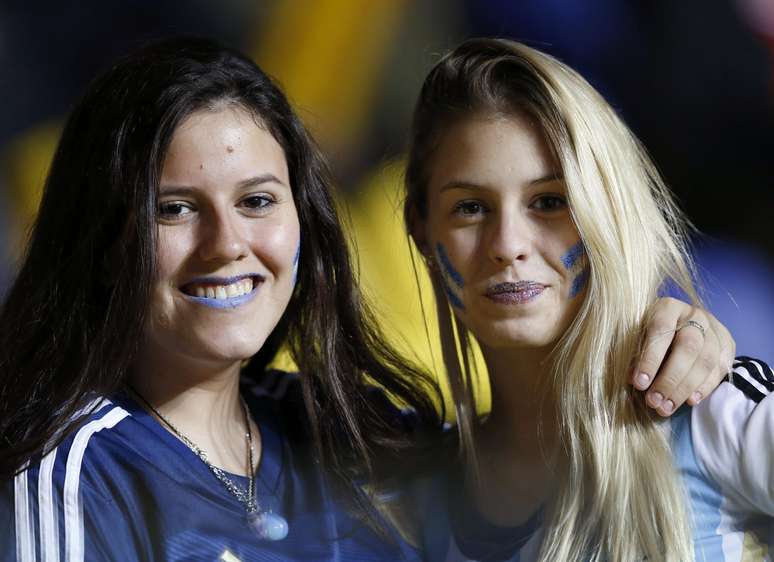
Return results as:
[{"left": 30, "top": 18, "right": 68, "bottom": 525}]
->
[{"left": 1, "top": 0, "right": 772, "bottom": 397}]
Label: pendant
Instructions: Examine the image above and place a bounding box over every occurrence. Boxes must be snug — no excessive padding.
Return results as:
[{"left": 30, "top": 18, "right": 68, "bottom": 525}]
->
[{"left": 247, "top": 511, "right": 289, "bottom": 541}]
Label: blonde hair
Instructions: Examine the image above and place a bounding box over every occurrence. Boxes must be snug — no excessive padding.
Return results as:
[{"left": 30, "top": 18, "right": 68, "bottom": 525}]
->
[{"left": 405, "top": 38, "right": 699, "bottom": 561}]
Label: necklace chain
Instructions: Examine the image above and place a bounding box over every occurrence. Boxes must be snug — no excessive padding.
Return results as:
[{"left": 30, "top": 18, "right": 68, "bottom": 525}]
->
[{"left": 128, "top": 386, "right": 258, "bottom": 514}]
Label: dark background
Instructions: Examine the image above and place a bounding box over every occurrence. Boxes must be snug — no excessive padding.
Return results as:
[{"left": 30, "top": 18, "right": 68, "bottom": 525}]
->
[{"left": 2, "top": 0, "right": 771, "bottom": 364}]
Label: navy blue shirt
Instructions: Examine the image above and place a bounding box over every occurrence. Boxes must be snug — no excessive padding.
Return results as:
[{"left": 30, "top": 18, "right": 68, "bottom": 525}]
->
[{"left": 2, "top": 371, "right": 421, "bottom": 561}]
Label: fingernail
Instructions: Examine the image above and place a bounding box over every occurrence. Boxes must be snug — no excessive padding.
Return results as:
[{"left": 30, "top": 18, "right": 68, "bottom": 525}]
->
[
  {"left": 635, "top": 373, "right": 650, "bottom": 389},
  {"left": 648, "top": 391, "right": 664, "bottom": 407},
  {"left": 690, "top": 391, "right": 702, "bottom": 404},
  {"left": 661, "top": 399, "right": 675, "bottom": 414}
]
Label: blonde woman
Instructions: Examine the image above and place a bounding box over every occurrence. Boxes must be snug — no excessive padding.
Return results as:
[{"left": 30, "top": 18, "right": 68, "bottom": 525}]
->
[{"left": 405, "top": 38, "right": 773, "bottom": 561}]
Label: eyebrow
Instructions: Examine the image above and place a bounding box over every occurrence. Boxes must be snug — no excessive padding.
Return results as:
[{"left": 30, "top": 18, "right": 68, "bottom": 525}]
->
[
  {"left": 159, "top": 173, "right": 286, "bottom": 195},
  {"left": 529, "top": 172, "right": 563, "bottom": 186},
  {"left": 439, "top": 172, "right": 563, "bottom": 193},
  {"left": 236, "top": 173, "right": 286, "bottom": 189}
]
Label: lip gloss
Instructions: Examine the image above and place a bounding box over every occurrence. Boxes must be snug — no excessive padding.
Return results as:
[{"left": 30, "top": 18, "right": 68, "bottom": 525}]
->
[{"left": 485, "top": 281, "right": 545, "bottom": 304}]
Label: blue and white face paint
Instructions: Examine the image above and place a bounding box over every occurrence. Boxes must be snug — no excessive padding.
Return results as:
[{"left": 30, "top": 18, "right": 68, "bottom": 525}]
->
[
  {"left": 435, "top": 241, "right": 465, "bottom": 310},
  {"left": 291, "top": 241, "right": 300, "bottom": 286},
  {"left": 561, "top": 240, "right": 589, "bottom": 298}
]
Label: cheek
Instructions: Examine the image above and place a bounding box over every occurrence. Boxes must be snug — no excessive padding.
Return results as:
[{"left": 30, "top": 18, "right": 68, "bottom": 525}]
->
[
  {"left": 434, "top": 241, "right": 465, "bottom": 310},
  {"left": 155, "top": 229, "right": 189, "bottom": 283},
  {"left": 250, "top": 216, "right": 300, "bottom": 277},
  {"left": 558, "top": 240, "right": 589, "bottom": 298}
]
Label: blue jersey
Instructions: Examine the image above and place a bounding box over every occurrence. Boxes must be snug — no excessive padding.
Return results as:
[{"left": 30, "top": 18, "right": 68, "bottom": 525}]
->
[
  {"left": 421, "top": 357, "right": 774, "bottom": 561},
  {"left": 2, "top": 371, "right": 422, "bottom": 562}
]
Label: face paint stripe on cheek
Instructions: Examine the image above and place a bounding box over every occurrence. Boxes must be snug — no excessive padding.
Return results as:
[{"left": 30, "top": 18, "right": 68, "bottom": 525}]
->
[
  {"left": 436, "top": 242, "right": 463, "bottom": 287},
  {"left": 291, "top": 240, "right": 300, "bottom": 286},
  {"left": 561, "top": 241, "right": 589, "bottom": 299},
  {"left": 570, "top": 268, "right": 589, "bottom": 298},
  {"left": 561, "top": 241, "right": 585, "bottom": 271},
  {"left": 435, "top": 242, "right": 465, "bottom": 310}
]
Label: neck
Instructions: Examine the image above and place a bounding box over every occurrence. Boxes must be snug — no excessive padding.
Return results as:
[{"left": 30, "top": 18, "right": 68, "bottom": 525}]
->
[
  {"left": 129, "top": 346, "right": 257, "bottom": 475},
  {"left": 470, "top": 344, "right": 562, "bottom": 526},
  {"left": 481, "top": 344, "right": 557, "bottom": 446}
]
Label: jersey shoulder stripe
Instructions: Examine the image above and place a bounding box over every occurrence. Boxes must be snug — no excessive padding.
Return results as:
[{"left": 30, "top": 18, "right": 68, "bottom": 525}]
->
[
  {"left": 735, "top": 356, "right": 774, "bottom": 390},
  {"left": 728, "top": 357, "right": 773, "bottom": 403},
  {"left": 13, "top": 403, "right": 131, "bottom": 562},
  {"left": 63, "top": 406, "right": 130, "bottom": 562}
]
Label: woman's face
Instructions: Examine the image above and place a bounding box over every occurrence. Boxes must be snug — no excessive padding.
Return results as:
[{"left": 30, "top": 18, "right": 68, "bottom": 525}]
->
[
  {"left": 145, "top": 106, "right": 300, "bottom": 368},
  {"left": 419, "top": 113, "right": 588, "bottom": 351}
]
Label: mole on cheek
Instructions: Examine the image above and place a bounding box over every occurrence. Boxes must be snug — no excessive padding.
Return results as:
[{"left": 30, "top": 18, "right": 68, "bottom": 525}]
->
[
  {"left": 226, "top": 146, "right": 234, "bottom": 153},
  {"left": 199, "top": 163, "right": 204, "bottom": 170}
]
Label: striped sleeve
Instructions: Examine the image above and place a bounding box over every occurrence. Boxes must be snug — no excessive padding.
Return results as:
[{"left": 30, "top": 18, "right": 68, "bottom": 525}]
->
[
  {"left": 691, "top": 357, "right": 774, "bottom": 515},
  {"left": 1, "top": 403, "right": 139, "bottom": 562}
]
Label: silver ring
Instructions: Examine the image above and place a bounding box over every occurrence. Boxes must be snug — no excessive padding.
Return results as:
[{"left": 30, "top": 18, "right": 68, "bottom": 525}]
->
[{"left": 679, "top": 319, "right": 706, "bottom": 338}]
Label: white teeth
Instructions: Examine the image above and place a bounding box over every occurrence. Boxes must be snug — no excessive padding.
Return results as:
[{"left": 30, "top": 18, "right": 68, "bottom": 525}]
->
[{"left": 187, "top": 277, "right": 257, "bottom": 299}]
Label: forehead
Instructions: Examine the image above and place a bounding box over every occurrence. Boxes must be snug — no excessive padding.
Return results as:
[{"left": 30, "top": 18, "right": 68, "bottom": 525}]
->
[
  {"left": 428, "top": 113, "right": 556, "bottom": 189},
  {"left": 161, "top": 106, "right": 288, "bottom": 185}
]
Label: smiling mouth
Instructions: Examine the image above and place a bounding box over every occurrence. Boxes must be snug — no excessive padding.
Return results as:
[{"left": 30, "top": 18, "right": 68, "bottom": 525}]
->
[
  {"left": 484, "top": 281, "right": 545, "bottom": 304},
  {"left": 180, "top": 274, "right": 263, "bottom": 302}
]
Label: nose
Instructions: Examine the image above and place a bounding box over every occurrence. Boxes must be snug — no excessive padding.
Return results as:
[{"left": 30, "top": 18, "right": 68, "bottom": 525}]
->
[
  {"left": 197, "top": 207, "right": 249, "bottom": 263},
  {"left": 487, "top": 211, "right": 531, "bottom": 266}
]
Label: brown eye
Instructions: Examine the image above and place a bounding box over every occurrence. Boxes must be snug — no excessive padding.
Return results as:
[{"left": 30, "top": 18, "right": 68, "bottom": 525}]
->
[
  {"left": 240, "top": 194, "right": 275, "bottom": 210},
  {"left": 159, "top": 201, "right": 193, "bottom": 218},
  {"left": 531, "top": 195, "right": 567, "bottom": 212},
  {"left": 453, "top": 200, "right": 487, "bottom": 216}
]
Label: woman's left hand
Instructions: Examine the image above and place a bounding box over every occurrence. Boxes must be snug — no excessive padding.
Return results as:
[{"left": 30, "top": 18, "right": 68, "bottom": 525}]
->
[{"left": 632, "top": 297, "right": 735, "bottom": 416}]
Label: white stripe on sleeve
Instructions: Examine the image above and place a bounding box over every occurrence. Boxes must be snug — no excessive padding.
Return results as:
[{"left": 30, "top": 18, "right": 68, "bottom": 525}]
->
[
  {"left": 38, "top": 448, "right": 59, "bottom": 562},
  {"left": 14, "top": 463, "right": 36, "bottom": 562},
  {"left": 63, "top": 406, "right": 129, "bottom": 562}
]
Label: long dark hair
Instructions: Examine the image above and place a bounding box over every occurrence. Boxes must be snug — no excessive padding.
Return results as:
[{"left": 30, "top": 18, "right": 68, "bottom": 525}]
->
[{"left": 0, "top": 37, "right": 440, "bottom": 501}]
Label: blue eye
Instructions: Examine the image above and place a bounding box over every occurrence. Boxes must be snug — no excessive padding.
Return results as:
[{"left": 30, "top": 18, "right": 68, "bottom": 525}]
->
[
  {"left": 452, "top": 200, "right": 487, "bottom": 216},
  {"left": 531, "top": 195, "right": 567, "bottom": 211}
]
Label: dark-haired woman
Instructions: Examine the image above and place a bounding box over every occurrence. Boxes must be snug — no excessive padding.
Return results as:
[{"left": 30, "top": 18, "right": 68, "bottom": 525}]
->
[
  {"left": 0, "top": 38, "right": 441, "bottom": 561},
  {"left": 0, "top": 38, "right": 733, "bottom": 561}
]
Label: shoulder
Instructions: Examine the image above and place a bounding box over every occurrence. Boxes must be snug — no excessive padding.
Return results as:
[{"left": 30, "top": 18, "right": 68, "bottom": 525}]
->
[
  {"left": 241, "top": 368, "right": 301, "bottom": 402},
  {"left": 5, "top": 397, "right": 141, "bottom": 561},
  {"left": 689, "top": 356, "right": 774, "bottom": 515},
  {"left": 12, "top": 397, "right": 135, "bottom": 501},
  {"left": 242, "top": 369, "right": 425, "bottom": 433}
]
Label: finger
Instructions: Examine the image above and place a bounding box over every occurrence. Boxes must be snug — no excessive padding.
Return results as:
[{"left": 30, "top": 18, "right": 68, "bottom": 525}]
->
[
  {"left": 682, "top": 310, "right": 729, "bottom": 405},
  {"left": 705, "top": 312, "right": 736, "bottom": 374},
  {"left": 632, "top": 298, "right": 684, "bottom": 391},
  {"left": 646, "top": 317, "right": 706, "bottom": 415},
  {"left": 659, "top": 336, "right": 720, "bottom": 414}
]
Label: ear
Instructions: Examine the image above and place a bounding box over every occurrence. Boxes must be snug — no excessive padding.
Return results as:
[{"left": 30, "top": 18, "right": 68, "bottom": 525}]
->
[{"left": 406, "top": 203, "right": 432, "bottom": 260}]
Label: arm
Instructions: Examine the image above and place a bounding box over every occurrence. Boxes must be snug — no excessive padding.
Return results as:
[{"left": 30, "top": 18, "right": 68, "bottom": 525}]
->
[
  {"left": 632, "top": 298, "right": 735, "bottom": 416},
  {"left": 692, "top": 357, "right": 774, "bottom": 515}
]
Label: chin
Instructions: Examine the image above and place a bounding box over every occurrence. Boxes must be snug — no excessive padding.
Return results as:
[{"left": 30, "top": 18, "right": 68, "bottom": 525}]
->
[
  {"left": 184, "top": 326, "right": 272, "bottom": 363},
  {"left": 481, "top": 333, "right": 557, "bottom": 350},
  {"left": 470, "top": 318, "right": 562, "bottom": 350}
]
